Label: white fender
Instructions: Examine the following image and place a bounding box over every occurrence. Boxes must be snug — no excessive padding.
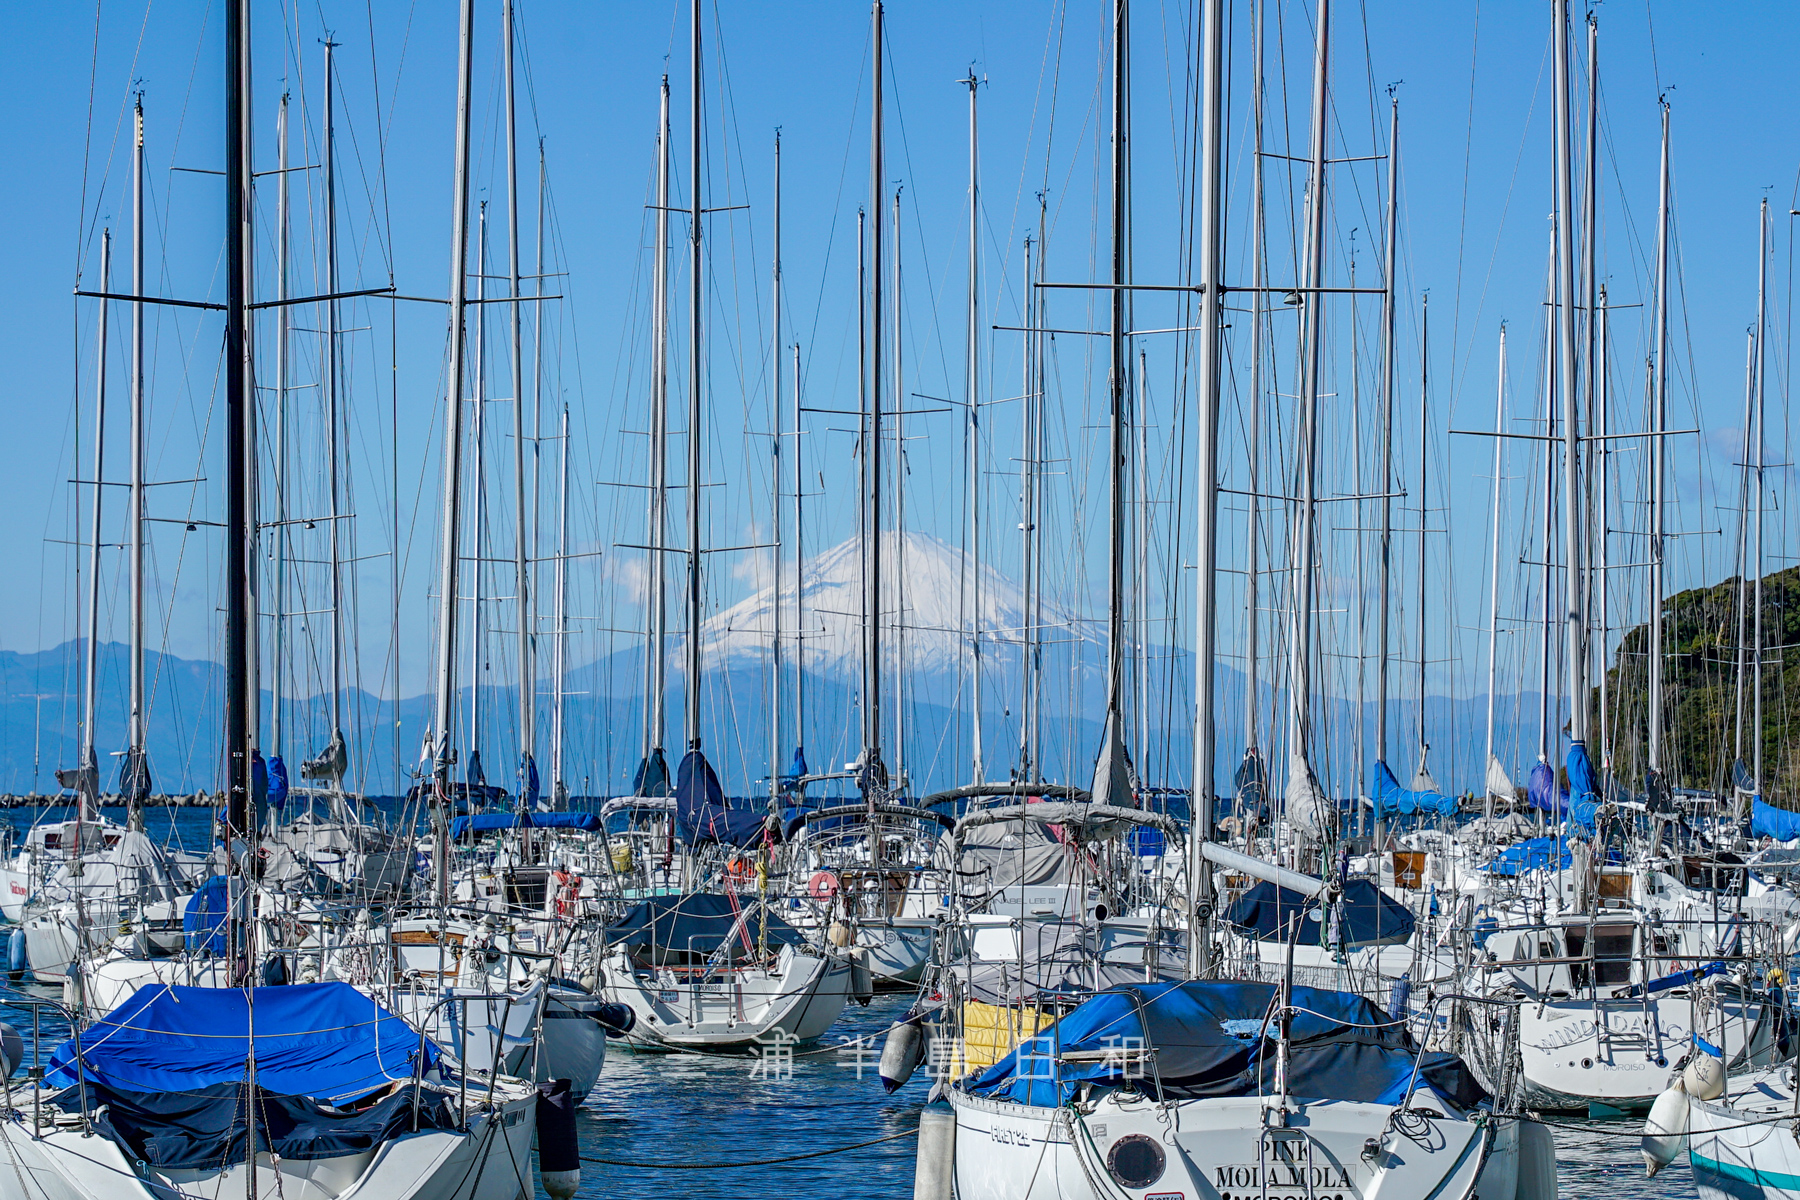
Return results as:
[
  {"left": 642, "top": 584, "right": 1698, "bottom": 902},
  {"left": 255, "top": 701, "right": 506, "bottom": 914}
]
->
[{"left": 1641, "top": 1085, "right": 1691, "bottom": 1177}]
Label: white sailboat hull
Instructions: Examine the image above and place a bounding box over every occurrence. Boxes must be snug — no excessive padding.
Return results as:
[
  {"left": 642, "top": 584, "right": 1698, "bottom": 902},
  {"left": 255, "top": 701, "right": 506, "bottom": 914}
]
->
[
  {"left": 945, "top": 1087, "right": 1519, "bottom": 1200},
  {"left": 602, "top": 944, "right": 850, "bottom": 1049}
]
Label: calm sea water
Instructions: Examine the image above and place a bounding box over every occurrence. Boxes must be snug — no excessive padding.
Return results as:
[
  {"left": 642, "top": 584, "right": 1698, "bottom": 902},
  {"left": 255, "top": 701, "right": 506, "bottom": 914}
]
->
[{"left": 0, "top": 805, "right": 1695, "bottom": 1199}]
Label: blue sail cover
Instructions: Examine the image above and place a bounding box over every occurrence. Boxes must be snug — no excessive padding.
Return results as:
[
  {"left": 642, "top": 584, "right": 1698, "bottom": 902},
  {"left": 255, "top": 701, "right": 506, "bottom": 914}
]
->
[
  {"left": 46, "top": 982, "right": 437, "bottom": 1098},
  {"left": 1527, "top": 760, "right": 1567, "bottom": 816},
  {"left": 675, "top": 750, "right": 768, "bottom": 848},
  {"left": 1371, "top": 760, "right": 1457, "bottom": 816},
  {"left": 521, "top": 753, "right": 541, "bottom": 810},
  {"left": 1753, "top": 798, "right": 1800, "bottom": 841},
  {"left": 1225, "top": 879, "right": 1415, "bottom": 949},
  {"left": 267, "top": 755, "right": 290, "bottom": 810},
  {"left": 1565, "top": 744, "right": 1600, "bottom": 831},
  {"left": 962, "top": 980, "right": 1485, "bottom": 1111}
]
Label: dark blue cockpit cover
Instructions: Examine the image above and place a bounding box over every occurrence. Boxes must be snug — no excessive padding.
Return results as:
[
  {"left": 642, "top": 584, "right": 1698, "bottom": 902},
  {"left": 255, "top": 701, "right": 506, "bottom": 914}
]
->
[
  {"left": 1371, "top": 760, "right": 1457, "bottom": 816},
  {"left": 1225, "top": 879, "right": 1415, "bottom": 949},
  {"left": 961, "top": 980, "right": 1485, "bottom": 1111},
  {"left": 608, "top": 892, "right": 806, "bottom": 960},
  {"left": 46, "top": 982, "right": 437, "bottom": 1100},
  {"left": 675, "top": 750, "right": 768, "bottom": 848}
]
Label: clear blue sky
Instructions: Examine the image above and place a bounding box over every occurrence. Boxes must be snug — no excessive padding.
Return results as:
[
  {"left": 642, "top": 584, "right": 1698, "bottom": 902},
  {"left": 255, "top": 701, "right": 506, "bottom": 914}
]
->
[{"left": 1, "top": 1, "right": 1795, "bottom": 764}]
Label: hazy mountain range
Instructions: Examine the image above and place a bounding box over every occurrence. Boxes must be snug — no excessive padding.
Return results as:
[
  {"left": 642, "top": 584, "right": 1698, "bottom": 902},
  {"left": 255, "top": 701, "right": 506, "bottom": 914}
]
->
[{"left": 1, "top": 533, "right": 1555, "bottom": 801}]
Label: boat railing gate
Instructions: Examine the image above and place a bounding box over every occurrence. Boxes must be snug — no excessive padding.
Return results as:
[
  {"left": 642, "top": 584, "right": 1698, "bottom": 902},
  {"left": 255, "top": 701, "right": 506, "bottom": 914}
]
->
[
  {"left": 0, "top": 992, "right": 88, "bottom": 1137},
  {"left": 408, "top": 989, "right": 525, "bottom": 1132},
  {"left": 1400, "top": 992, "right": 1521, "bottom": 1117}
]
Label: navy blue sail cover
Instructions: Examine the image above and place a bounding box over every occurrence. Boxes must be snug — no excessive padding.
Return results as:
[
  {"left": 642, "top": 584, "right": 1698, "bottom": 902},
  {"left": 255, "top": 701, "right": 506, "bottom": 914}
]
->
[
  {"left": 962, "top": 980, "right": 1485, "bottom": 1111},
  {"left": 1371, "top": 760, "right": 1457, "bottom": 816},
  {"left": 46, "top": 981, "right": 437, "bottom": 1098},
  {"left": 608, "top": 892, "right": 807, "bottom": 961},
  {"left": 1226, "top": 879, "right": 1415, "bottom": 949},
  {"left": 675, "top": 750, "right": 770, "bottom": 848}
]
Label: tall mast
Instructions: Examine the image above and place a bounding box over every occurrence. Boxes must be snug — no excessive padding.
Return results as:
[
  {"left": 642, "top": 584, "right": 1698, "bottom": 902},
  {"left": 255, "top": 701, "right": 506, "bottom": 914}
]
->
[
  {"left": 223, "top": 0, "right": 253, "bottom": 832},
  {"left": 431, "top": 0, "right": 478, "bottom": 894},
  {"left": 1374, "top": 93, "right": 1398, "bottom": 777},
  {"left": 1094, "top": 0, "right": 1131, "bottom": 809},
  {"left": 127, "top": 96, "right": 148, "bottom": 812},
  {"left": 963, "top": 67, "right": 984, "bottom": 786},
  {"left": 1018, "top": 221, "right": 1042, "bottom": 781},
  {"left": 1753, "top": 197, "right": 1768, "bottom": 798},
  {"left": 1245, "top": 0, "right": 1266, "bottom": 770},
  {"left": 645, "top": 77, "right": 671, "bottom": 776},
  {"left": 1483, "top": 327, "right": 1508, "bottom": 824},
  {"left": 469, "top": 205, "right": 489, "bottom": 773},
  {"left": 1582, "top": 10, "right": 1599, "bottom": 756},
  {"left": 792, "top": 341, "right": 805, "bottom": 773},
  {"left": 1733, "top": 326, "right": 1753, "bottom": 768},
  {"left": 552, "top": 406, "right": 569, "bottom": 799},
  {"left": 1286, "top": 0, "right": 1331, "bottom": 832},
  {"left": 892, "top": 186, "right": 907, "bottom": 784},
  {"left": 81, "top": 232, "right": 110, "bottom": 820},
  {"left": 272, "top": 93, "right": 290, "bottom": 761},
  {"left": 1537, "top": 268, "right": 1556, "bottom": 766},
  {"left": 685, "top": 0, "right": 704, "bottom": 753},
  {"left": 1553, "top": 0, "right": 1587, "bottom": 757},
  {"left": 861, "top": 0, "right": 887, "bottom": 797},
  {"left": 1646, "top": 101, "right": 1670, "bottom": 783},
  {"left": 1187, "top": 0, "right": 1224, "bottom": 976},
  {"left": 505, "top": 0, "right": 534, "bottom": 796},
  {"left": 323, "top": 35, "right": 345, "bottom": 751},
  {"left": 769, "top": 129, "right": 783, "bottom": 804},
  {"left": 1414, "top": 293, "right": 1430, "bottom": 783},
  {"left": 1596, "top": 288, "right": 1611, "bottom": 766}
]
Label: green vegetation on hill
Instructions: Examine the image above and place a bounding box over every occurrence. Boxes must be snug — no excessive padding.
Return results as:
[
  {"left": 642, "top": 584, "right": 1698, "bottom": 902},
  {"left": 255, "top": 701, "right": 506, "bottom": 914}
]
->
[{"left": 1598, "top": 565, "right": 1800, "bottom": 803}]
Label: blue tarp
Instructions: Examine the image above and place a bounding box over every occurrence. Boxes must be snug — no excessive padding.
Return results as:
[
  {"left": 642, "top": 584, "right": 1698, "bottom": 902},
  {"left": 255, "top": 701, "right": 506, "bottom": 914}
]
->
[
  {"left": 1488, "top": 836, "right": 1572, "bottom": 876},
  {"left": 961, "top": 980, "right": 1485, "bottom": 1111},
  {"left": 1753, "top": 798, "right": 1800, "bottom": 841},
  {"left": 183, "top": 876, "right": 236, "bottom": 955},
  {"left": 1371, "top": 760, "right": 1457, "bottom": 816},
  {"left": 676, "top": 750, "right": 768, "bottom": 848},
  {"left": 1566, "top": 744, "right": 1600, "bottom": 831},
  {"left": 608, "top": 892, "right": 806, "bottom": 963},
  {"left": 1225, "top": 878, "right": 1415, "bottom": 949},
  {"left": 449, "top": 810, "right": 602, "bottom": 839},
  {"left": 1528, "top": 760, "right": 1567, "bottom": 816},
  {"left": 46, "top": 982, "right": 437, "bottom": 1099},
  {"left": 267, "top": 755, "right": 290, "bottom": 810}
]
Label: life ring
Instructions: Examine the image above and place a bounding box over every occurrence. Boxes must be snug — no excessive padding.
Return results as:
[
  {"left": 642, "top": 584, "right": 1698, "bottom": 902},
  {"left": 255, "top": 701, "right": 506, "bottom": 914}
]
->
[{"left": 808, "top": 870, "right": 841, "bottom": 901}]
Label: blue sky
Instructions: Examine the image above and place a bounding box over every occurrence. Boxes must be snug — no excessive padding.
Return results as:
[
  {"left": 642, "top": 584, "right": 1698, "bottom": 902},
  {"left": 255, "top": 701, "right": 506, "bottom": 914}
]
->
[{"left": 1, "top": 1, "right": 1796, "bottom": 781}]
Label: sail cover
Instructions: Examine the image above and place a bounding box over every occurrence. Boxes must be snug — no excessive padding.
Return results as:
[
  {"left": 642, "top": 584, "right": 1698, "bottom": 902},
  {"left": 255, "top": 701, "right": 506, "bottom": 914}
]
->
[
  {"left": 1371, "top": 760, "right": 1456, "bottom": 816},
  {"left": 1565, "top": 744, "right": 1600, "bottom": 831},
  {"left": 1089, "top": 709, "right": 1135, "bottom": 810},
  {"left": 1284, "top": 746, "right": 1333, "bottom": 835},
  {"left": 961, "top": 979, "right": 1485, "bottom": 1110},
  {"left": 674, "top": 749, "right": 768, "bottom": 848},
  {"left": 1527, "top": 760, "right": 1567, "bottom": 815}
]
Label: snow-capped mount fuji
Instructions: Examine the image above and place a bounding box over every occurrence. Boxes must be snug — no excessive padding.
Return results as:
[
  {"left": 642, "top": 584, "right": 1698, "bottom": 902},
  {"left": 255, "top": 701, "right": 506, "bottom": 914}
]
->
[{"left": 698, "top": 530, "right": 1096, "bottom": 684}]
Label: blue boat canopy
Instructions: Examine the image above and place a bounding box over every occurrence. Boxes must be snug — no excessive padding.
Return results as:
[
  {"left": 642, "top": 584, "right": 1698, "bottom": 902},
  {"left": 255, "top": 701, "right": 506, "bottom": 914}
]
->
[
  {"left": 608, "top": 892, "right": 806, "bottom": 963},
  {"left": 1487, "top": 836, "right": 1571, "bottom": 876},
  {"left": 1225, "top": 878, "right": 1415, "bottom": 949},
  {"left": 47, "top": 981, "right": 437, "bottom": 1100},
  {"left": 961, "top": 980, "right": 1485, "bottom": 1111}
]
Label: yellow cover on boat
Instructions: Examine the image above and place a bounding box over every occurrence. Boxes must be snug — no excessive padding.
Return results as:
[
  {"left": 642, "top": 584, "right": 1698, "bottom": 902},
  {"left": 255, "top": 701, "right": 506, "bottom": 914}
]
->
[{"left": 955, "top": 1000, "right": 1053, "bottom": 1076}]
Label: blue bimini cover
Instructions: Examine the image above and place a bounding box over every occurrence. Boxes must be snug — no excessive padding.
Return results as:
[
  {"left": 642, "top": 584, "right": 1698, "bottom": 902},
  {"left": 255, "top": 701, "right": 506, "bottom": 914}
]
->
[
  {"left": 961, "top": 980, "right": 1486, "bottom": 1111},
  {"left": 675, "top": 750, "right": 768, "bottom": 848},
  {"left": 1754, "top": 798, "right": 1800, "bottom": 842},
  {"left": 608, "top": 892, "right": 806, "bottom": 963},
  {"left": 449, "top": 810, "right": 601, "bottom": 839},
  {"left": 1225, "top": 879, "right": 1415, "bottom": 949},
  {"left": 1488, "top": 836, "right": 1572, "bottom": 876},
  {"left": 1371, "top": 760, "right": 1457, "bottom": 817},
  {"left": 46, "top": 981, "right": 438, "bottom": 1100}
]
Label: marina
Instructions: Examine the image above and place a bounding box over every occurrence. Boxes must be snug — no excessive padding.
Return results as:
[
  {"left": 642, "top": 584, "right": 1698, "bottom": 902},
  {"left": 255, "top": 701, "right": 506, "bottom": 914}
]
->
[{"left": 2, "top": 2, "right": 1799, "bottom": 1199}]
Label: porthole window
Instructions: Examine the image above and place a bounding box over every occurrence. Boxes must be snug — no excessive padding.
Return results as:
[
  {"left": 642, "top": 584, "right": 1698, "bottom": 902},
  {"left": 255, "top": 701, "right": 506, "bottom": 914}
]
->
[{"left": 1107, "top": 1134, "right": 1166, "bottom": 1189}]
